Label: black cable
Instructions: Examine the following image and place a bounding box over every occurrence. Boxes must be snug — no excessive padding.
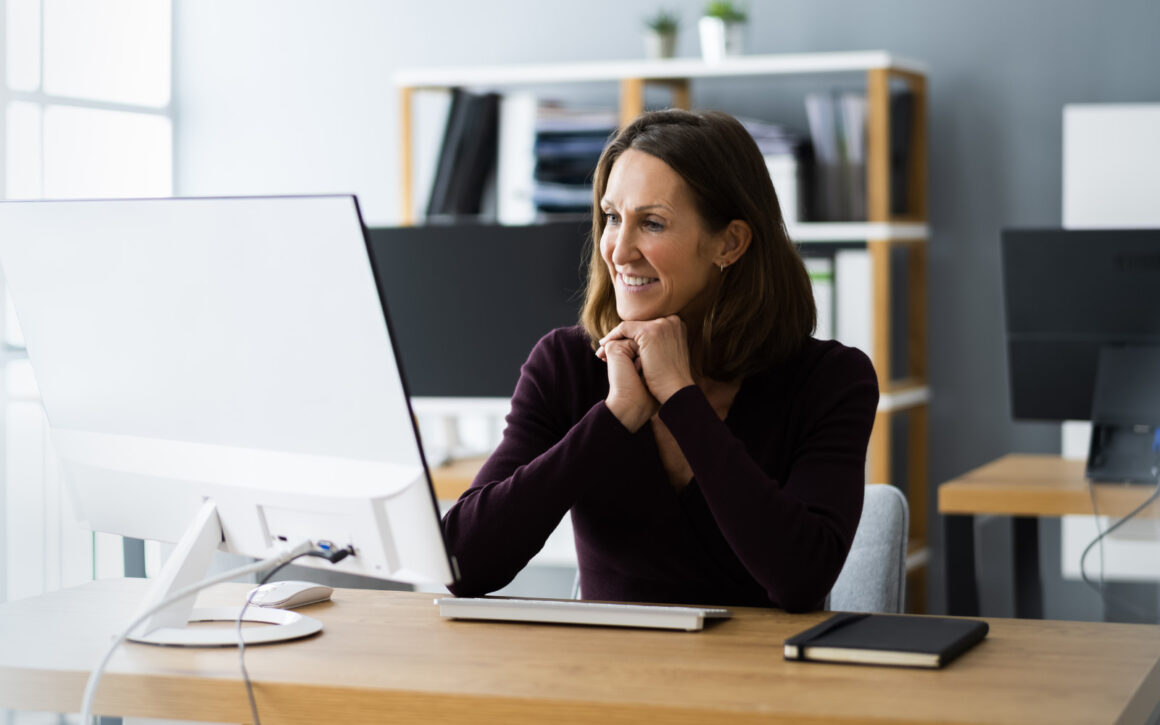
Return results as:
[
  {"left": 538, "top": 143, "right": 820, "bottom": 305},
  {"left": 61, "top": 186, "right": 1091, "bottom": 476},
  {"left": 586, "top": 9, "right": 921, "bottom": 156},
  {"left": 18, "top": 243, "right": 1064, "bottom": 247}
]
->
[
  {"left": 1079, "top": 469, "right": 1160, "bottom": 622},
  {"left": 235, "top": 544, "right": 355, "bottom": 725}
]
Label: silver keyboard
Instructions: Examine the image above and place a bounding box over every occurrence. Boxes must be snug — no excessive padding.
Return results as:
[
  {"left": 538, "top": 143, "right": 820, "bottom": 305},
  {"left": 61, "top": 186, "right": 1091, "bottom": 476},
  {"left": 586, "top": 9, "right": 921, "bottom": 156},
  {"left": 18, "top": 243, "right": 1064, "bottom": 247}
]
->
[{"left": 435, "top": 596, "right": 732, "bottom": 631}]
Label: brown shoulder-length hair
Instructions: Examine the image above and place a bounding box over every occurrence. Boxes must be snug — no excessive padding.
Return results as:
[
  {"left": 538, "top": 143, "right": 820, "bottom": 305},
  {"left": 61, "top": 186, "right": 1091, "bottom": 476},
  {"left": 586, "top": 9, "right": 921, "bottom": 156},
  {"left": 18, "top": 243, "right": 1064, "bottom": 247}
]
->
[{"left": 580, "top": 109, "right": 816, "bottom": 381}]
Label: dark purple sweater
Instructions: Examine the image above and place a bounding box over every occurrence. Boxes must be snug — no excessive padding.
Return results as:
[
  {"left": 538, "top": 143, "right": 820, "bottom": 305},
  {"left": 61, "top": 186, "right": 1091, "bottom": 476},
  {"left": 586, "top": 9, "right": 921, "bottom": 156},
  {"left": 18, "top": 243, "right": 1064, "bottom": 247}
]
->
[{"left": 441, "top": 326, "right": 878, "bottom": 611}]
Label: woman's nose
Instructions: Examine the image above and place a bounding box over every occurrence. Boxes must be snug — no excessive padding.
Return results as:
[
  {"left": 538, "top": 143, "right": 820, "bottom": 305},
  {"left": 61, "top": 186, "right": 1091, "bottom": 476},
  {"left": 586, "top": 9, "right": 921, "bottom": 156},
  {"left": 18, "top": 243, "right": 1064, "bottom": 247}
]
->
[{"left": 608, "top": 227, "right": 638, "bottom": 265}]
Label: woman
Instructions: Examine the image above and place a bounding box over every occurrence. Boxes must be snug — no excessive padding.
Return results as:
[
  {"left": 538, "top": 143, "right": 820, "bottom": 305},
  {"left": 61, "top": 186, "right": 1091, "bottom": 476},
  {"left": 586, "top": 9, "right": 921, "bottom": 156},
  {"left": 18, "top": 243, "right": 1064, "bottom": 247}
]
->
[{"left": 441, "top": 109, "right": 878, "bottom": 612}]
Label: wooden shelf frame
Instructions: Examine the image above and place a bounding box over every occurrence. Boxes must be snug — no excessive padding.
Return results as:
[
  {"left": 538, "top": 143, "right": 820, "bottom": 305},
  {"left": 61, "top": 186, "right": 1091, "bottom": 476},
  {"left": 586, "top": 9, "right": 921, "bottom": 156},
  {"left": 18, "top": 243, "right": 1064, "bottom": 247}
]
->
[{"left": 397, "top": 51, "right": 930, "bottom": 608}]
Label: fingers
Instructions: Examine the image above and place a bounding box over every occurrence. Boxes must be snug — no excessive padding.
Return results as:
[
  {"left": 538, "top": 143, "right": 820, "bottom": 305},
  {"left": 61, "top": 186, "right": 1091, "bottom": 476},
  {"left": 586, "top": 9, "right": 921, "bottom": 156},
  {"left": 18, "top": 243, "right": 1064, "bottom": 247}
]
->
[
  {"left": 601, "top": 338, "right": 636, "bottom": 362},
  {"left": 595, "top": 336, "right": 638, "bottom": 362},
  {"left": 598, "top": 316, "right": 685, "bottom": 349},
  {"left": 597, "top": 323, "right": 631, "bottom": 350},
  {"left": 602, "top": 337, "right": 659, "bottom": 432},
  {"left": 599, "top": 316, "right": 685, "bottom": 344}
]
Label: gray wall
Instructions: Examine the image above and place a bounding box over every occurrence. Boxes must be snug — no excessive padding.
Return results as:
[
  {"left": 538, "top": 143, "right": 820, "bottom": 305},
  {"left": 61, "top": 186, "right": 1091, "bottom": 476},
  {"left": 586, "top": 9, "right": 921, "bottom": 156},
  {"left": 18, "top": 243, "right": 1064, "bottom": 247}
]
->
[{"left": 175, "top": 0, "right": 1160, "bottom": 617}]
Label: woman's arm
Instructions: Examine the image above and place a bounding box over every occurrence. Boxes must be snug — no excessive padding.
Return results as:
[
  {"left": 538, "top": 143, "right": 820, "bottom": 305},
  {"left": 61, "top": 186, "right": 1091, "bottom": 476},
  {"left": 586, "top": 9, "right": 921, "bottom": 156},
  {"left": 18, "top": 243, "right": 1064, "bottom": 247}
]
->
[
  {"left": 441, "top": 330, "right": 646, "bottom": 597},
  {"left": 659, "top": 346, "right": 879, "bottom": 612}
]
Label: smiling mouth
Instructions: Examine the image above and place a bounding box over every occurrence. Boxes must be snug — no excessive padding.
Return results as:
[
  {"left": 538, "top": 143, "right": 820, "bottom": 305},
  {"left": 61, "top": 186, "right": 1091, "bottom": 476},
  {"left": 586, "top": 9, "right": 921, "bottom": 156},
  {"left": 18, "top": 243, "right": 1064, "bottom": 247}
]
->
[{"left": 618, "top": 272, "right": 659, "bottom": 290}]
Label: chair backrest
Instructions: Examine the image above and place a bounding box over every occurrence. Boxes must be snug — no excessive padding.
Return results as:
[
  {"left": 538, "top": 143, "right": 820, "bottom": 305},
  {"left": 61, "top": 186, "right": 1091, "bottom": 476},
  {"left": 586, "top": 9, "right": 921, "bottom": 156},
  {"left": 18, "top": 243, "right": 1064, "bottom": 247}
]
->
[{"left": 827, "top": 484, "right": 909, "bottom": 613}]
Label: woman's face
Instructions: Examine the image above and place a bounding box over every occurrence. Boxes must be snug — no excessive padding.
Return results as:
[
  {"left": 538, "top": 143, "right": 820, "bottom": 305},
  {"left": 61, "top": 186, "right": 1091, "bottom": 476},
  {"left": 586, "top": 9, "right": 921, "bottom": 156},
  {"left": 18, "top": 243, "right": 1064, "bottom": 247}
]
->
[{"left": 599, "top": 149, "right": 723, "bottom": 322}]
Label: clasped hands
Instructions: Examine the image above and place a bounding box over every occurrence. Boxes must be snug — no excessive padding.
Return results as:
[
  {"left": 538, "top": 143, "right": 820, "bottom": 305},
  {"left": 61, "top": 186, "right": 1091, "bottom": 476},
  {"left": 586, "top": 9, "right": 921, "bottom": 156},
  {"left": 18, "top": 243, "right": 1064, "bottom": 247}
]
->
[{"left": 596, "top": 316, "right": 695, "bottom": 432}]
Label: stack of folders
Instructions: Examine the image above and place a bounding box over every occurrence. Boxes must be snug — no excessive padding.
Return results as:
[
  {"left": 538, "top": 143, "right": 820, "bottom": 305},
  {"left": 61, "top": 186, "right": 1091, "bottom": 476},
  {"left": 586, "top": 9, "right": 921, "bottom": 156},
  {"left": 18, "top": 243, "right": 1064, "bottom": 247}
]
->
[
  {"left": 784, "top": 612, "right": 989, "bottom": 669},
  {"left": 738, "top": 117, "right": 806, "bottom": 225},
  {"left": 804, "top": 91, "right": 866, "bottom": 222},
  {"left": 803, "top": 89, "right": 915, "bottom": 221},
  {"left": 530, "top": 104, "right": 618, "bottom": 215}
]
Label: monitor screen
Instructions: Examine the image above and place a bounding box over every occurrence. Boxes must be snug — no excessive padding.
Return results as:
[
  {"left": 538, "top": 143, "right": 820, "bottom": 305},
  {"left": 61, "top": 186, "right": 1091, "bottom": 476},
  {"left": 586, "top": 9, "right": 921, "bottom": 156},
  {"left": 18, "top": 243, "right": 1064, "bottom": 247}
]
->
[
  {"left": 365, "top": 220, "right": 591, "bottom": 399},
  {"left": 1001, "top": 228, "right": 1160, "bottom": 421},
  {"left": 0, "top": 195, "right": 455, "bottom": 592}
]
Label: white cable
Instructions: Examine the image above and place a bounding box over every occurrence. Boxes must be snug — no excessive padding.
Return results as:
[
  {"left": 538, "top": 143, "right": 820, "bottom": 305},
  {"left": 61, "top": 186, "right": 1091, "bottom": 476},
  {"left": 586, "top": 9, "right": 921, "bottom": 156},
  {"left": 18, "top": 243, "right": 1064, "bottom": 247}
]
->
[
  {"left": 79, "top": 540, "right": 316, "bottom": 723},
  {"left": 1078, "top": 470, "right": 1160, "bottom": 621}
]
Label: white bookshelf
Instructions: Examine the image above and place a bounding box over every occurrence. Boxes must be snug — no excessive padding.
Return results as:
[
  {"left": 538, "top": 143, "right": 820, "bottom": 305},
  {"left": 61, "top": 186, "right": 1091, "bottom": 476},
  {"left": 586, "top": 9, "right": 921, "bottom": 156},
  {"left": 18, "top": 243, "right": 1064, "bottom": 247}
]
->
[{"left": 394, "top": 51, "right": 928, "bottom": 88}]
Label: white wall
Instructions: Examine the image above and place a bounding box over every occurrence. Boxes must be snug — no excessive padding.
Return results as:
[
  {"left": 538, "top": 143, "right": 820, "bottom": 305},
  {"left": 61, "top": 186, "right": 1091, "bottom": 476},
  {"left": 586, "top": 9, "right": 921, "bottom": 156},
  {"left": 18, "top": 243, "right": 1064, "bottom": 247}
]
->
[
  {"left": 175, "top": 1, "right": 401, "bottom": 222},
  {"left": 173, "top": 0, "right": 644, "bottom": 224}
]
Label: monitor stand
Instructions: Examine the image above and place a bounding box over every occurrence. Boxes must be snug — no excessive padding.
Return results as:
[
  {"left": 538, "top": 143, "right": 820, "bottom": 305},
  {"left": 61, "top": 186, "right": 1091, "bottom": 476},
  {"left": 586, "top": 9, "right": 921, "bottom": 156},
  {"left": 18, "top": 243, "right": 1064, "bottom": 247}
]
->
[
  {"left": 126, "top": 500, "right": 323, "bottom": 647},
  {"left": 1086, "top": 345, "right": 1160, "bottom": 485}
]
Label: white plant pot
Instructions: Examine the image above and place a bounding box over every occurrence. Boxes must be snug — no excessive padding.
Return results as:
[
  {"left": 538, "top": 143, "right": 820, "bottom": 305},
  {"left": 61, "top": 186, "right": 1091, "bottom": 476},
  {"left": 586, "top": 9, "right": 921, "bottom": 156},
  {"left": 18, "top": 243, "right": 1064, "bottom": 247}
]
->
[
  {"left": 698, "top": 16, "right": 744, "bottom": 63},
  {"left": 644, "top": 31, "right": 677, "bottom": 60}
]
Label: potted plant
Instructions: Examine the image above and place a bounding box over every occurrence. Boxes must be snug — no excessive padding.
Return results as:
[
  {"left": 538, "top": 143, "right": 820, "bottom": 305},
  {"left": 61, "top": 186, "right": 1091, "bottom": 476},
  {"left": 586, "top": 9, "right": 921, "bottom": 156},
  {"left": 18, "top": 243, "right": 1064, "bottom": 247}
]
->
[
  {"left": 643, "top": 8, "right": 679, "bottom": 60},
  {"left": 699, "top": 1, "right": 747, "bottom": 62}
]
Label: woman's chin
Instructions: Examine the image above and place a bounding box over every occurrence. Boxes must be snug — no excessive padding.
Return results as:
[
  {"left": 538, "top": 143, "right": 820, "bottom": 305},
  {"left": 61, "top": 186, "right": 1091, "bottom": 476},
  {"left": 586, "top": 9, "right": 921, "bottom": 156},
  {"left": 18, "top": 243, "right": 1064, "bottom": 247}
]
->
[{"left": 616, "top": 305, "right": 666, "bottom": 322}]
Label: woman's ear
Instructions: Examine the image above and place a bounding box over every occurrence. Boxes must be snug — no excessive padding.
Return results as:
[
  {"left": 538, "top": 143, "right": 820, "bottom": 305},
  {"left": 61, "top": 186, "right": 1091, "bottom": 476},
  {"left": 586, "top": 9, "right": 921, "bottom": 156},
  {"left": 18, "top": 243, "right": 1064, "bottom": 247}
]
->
[{"left": 716, "top": 220, "right": 752, "bottom": 268}]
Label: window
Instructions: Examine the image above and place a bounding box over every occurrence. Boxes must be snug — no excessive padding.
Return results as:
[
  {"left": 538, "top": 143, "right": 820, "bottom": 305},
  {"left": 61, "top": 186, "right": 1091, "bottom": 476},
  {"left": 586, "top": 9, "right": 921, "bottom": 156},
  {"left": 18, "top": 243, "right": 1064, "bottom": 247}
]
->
[
  {"left": 1, "top": 0, "right": 174, "bottom": 605},
  {"left": 4, "top": 0, "right": 174, "bottom": 200}
]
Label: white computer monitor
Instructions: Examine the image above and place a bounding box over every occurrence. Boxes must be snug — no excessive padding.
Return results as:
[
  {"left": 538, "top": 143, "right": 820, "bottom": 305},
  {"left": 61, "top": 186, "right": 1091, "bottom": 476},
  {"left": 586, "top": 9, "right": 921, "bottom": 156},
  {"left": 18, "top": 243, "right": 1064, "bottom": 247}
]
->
[{"left": 0, "top": 195, "right": 456, "bottom": 645}]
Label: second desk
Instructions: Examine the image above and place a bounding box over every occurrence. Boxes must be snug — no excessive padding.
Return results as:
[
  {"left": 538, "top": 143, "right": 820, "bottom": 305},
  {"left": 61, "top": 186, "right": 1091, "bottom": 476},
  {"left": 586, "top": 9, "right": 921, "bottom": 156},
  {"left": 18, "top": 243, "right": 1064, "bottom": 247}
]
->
[{"left": 939, "top": 453, "right": 1160, "bottom": 618}]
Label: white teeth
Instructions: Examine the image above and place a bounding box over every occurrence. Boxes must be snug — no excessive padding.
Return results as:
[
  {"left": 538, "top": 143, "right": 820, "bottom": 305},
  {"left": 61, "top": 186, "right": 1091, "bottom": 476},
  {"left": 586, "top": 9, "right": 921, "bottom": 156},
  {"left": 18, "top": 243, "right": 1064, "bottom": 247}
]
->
[{"left": 621, "top": 274, "right": 656, "bottom": 286}]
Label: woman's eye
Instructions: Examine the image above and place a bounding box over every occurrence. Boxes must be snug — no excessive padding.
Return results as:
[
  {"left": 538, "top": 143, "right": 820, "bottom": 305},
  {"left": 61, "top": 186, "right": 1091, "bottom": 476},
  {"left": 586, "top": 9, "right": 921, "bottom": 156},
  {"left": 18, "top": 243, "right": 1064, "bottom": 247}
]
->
[
  {"left": 644, "top": 219, "right": 665, "bottom": 231},
  {"left": 605, "top": 212, "right": 620, "bottom": 225}
]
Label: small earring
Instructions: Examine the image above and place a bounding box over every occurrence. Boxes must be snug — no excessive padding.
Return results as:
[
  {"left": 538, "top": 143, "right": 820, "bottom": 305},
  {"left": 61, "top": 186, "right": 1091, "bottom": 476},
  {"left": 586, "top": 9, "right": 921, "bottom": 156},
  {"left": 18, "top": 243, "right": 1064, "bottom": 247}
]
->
[{"left": 718, "top": 262, "right": 728, "bottom": 272}]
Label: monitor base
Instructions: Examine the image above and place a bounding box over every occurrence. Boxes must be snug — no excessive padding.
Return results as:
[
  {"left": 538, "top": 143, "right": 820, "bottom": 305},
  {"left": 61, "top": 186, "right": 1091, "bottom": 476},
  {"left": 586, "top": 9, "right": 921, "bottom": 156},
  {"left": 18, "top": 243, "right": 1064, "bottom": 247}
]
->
[{"left": 127, "top": 606, "right": 323, "bottom": 647}]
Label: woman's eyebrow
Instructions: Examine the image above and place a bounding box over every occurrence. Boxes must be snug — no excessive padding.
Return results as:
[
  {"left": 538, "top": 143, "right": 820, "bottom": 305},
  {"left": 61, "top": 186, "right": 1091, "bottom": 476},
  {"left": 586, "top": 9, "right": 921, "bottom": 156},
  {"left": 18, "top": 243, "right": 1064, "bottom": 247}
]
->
[{"left": 599, "top": 201, "right": 674, "bottom": 212}]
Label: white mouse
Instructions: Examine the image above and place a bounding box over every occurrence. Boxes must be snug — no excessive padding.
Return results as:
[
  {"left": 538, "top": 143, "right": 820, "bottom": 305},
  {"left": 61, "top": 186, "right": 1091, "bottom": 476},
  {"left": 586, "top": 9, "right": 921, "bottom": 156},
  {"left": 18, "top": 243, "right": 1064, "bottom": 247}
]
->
[{"left": 247, "top": 580, "right": 334, "bottom": 609}]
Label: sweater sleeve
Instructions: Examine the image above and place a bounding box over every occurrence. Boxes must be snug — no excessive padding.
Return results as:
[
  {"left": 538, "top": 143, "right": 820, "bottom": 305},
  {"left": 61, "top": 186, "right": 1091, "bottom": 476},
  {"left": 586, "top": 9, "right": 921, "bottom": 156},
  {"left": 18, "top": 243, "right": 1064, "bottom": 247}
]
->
[
  {"left": 441, "top": 330, "right": 647, "bottom": 597},
  {"left": 657, "top": 345, "right": 879, "bottom": 612}
]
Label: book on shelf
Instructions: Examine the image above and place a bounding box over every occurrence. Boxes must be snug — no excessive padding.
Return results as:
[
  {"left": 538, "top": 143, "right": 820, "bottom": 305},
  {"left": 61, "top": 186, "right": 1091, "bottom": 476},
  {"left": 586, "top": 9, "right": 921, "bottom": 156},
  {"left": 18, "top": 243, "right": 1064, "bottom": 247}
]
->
[
  {"left": 410, "top": 90, "right": 455, "bottom": 222},
  {"left": 803, "top": 88, "right": 914, "bottom": 221},
  {"left": 740, "top": 116, "right": 807, "bottom": 226},
  {"left": 429, "top": 94, "right": 823, "bottom": 225},
  {"left": 890, "top": 90, "right": 915, "bottom": 216},
  {"left": 531, "top": 103, "right": 618, "bottom": 216},
  {"left": 831, "top": 246, "right": 913, "bottom": 379},
  {"left": 429, "top": 95, "right": 615, "bottom": 224},
  {"left": 835, "top": 248, "right": 871, "bottom": 357},
  {"left": 424, "top": 94, "right": 831, "bottom": 227},
  {"left": 496, "top": 93, "right": 539, "bottom": 225},
  {"left": 767, "top": 155, "right": 800, "bottom": 225},
  {"left": 805, "top": 91, "right": 841, "bottom": 222},
  {"left": 425, "top": 87, "right": 469, "bottom": 219},
  {"left": 426, "top": 89, "right": 501, "bottom": 220},
  {"left": 839, "top": 92, "right": 868, "bottom": 221},
  {"left": 805, "top": 90, "right": 865, "bottom": 222},
  {"left": 784, "top": 612, "right": 989, "bottom": 669}
]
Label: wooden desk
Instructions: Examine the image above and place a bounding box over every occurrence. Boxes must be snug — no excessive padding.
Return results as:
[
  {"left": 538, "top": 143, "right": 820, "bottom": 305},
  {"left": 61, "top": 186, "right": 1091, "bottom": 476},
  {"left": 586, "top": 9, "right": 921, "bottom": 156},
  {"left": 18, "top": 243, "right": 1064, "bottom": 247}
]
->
[
  {"left": 429, "top": 455, "right": 486, "bottom": 501},
  {"left": 938, "top": 454, "right": 1160, "bottom": 618},
  {"left": 2, "top": 579, "right": 1160, "bottom": 724}
]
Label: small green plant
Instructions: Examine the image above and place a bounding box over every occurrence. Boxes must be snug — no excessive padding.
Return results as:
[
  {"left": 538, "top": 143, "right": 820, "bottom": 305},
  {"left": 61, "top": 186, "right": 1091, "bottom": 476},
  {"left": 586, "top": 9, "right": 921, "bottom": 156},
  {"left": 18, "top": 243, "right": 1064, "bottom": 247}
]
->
[
  {"left": 703, "top": 0, "right": 747, "bottom": 23},
  {"left": 645, "top": 8, "right": 680, "bottom": 34}
]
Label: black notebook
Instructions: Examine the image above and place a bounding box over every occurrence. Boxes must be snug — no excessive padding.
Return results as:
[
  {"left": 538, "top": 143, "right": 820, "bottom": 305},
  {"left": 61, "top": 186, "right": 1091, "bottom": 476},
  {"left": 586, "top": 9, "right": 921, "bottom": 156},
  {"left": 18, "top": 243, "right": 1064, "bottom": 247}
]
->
[{"left": 784, "top": 612, "right": 988, "bottom": 669}]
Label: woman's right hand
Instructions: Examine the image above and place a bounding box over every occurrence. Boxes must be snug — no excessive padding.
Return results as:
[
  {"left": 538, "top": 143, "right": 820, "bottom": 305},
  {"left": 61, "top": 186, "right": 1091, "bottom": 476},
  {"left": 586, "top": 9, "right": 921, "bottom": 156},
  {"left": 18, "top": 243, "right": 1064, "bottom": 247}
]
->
[{"left": 599, "top": 338, "right": 658, "bottom": 432}]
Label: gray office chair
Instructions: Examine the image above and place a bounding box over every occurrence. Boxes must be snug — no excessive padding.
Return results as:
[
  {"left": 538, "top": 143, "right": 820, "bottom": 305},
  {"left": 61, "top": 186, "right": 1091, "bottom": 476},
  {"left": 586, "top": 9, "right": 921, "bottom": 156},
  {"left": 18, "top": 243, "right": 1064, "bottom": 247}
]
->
[{"left": 827, "top": 483, "right": 909, "bottom": 614}]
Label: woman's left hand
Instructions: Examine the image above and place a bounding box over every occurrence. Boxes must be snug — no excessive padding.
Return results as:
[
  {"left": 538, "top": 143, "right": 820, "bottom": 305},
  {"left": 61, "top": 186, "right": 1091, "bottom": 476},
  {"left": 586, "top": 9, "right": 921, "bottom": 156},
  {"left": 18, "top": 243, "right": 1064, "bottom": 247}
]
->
[{"left": 597, "top": 316, "right": 696, "bottom": 404}]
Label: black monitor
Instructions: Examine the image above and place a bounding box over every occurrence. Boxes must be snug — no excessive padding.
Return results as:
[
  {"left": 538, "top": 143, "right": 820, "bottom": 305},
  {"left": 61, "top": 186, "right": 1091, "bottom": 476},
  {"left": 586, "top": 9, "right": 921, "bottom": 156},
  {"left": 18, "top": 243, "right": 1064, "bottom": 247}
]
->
[
  {"left": 1001, "top": 228, "right": 1160, "bottom": 422},
  {"left": 365, "top": 220, "right": 590, "bottom": 399}
]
